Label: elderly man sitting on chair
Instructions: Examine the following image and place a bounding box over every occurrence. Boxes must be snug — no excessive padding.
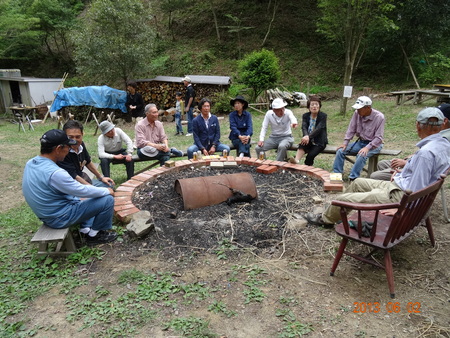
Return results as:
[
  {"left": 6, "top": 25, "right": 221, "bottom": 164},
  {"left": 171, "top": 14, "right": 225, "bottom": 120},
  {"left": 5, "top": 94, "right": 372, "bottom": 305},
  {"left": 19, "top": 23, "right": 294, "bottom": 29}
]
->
[{"left": 305, "top": 107, "right": 450, "bottom": 227}]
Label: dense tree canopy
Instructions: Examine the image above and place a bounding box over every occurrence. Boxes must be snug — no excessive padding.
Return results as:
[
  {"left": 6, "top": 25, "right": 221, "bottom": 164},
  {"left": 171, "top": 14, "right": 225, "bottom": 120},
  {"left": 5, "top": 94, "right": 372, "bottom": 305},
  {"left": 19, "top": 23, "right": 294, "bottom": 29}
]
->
[
  {"left": 72, "top": 0, "right": 155, "bottom": 87},
  {"left": 0, "top": 0, "right": 449, "bottom": 91}
]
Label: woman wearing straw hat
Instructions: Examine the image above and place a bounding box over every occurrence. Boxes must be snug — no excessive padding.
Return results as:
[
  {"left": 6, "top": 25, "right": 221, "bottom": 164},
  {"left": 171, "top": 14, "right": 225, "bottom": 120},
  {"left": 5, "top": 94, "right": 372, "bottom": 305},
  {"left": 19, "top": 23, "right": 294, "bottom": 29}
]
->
[{"left": 229, "top": 95, "right": 253, "bottom": 157}]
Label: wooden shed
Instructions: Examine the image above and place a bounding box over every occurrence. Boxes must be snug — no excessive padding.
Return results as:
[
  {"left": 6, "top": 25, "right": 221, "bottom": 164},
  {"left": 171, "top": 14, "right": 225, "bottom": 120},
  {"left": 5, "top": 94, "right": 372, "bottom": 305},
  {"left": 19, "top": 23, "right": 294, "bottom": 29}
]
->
[{"left": 0, "top": 69, "right": 63, "bottom": 114}]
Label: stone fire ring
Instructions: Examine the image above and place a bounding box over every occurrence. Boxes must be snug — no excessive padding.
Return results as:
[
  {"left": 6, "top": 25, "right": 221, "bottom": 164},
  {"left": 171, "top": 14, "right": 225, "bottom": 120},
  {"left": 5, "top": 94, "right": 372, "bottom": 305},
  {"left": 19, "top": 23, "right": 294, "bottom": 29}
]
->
[{"left": 113, "top": 156, "right": 344, "bottom": 223}]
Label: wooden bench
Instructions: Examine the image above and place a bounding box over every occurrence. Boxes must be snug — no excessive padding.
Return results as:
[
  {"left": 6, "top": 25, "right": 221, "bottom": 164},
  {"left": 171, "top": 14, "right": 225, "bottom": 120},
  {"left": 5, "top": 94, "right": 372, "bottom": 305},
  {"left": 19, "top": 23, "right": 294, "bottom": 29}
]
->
[
  {"left": 113, "top": 153, "right": 187, "bottom": 175},
  {"left": 229, "top": 142, "right": 401, "bottom": 176},
  {"left": 388, "top": 90, "right": 416, "bottom": 105},
  {"left": 413, "top": 90, "right": 450, "bottom": 104},
  {"left": 31, "top": 224, "right": 77, "bottom": 257}
]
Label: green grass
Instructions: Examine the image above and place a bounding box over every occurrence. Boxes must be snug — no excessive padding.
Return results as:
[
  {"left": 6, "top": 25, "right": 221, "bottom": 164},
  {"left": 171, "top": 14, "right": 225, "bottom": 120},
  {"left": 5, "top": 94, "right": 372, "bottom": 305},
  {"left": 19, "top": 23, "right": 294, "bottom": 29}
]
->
[{"left": 0, "top": 98, "right": 439, "bottom": 335}]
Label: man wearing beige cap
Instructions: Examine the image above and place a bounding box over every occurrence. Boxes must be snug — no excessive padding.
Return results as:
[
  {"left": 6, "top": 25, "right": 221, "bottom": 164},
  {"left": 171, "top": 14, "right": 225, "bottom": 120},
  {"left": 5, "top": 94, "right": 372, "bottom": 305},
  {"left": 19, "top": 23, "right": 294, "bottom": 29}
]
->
[
  {"left": 306, "top": 107, "right": 450, "bottom": 227},
  {"left": 98, "top": 121, "right": 134, "bottom": 180},
  {"left": 333, "top": 96, "right": 385, "bottom": 180}
]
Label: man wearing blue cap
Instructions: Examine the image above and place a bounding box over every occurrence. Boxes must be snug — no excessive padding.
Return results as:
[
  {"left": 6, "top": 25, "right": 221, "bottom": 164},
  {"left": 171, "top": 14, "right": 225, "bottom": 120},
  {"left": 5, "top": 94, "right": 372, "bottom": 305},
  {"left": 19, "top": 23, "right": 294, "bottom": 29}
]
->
[
  {"left": 22, "top": 129, "right": 117, "bottom": 245},
  {"left": 306, "top": 107, "right": 450, "bottom": 226}
]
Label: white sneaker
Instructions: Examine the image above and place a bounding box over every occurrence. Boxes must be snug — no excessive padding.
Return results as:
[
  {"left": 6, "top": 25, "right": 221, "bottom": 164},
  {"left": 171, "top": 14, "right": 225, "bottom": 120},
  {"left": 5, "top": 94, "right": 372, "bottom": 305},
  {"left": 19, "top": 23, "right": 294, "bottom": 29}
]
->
[{"left": 185, "top": 133, "right": 193, "bottom": 137}]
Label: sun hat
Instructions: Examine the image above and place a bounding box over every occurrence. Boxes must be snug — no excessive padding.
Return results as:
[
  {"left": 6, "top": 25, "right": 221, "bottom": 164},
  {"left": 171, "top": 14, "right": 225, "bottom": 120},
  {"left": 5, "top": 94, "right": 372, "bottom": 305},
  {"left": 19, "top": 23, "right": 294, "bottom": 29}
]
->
[
  {"left": 99, "top": 121, "right": 115, "bottom": 135},
  {"left": 416, "top": 107, "right": 444, "bottom": 125},
  {"left": 140, "top": 146, "right": 158, "bottom": 158},
  {"left": 352, "top": 96, "right": 372, "bottom": 109},
  {"left": 271, "top": 98, "right": 287, "bottom": 109},
  {"left": 182, "top": 76, "right": 191, "bottom": 83},
  {"left": 40, "top": 129, "right": 76, "bottom": 148},
  {"left": 230, "top": 95, "right": 249, "bottom": 110}
]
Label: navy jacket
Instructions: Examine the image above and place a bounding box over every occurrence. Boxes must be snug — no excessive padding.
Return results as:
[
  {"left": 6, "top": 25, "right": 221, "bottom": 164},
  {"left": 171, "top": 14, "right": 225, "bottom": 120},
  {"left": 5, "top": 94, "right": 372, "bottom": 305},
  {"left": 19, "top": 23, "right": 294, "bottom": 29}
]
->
[
  {"left": 193, "top": 114, "right": 222, "bottom": 150},
  {"left": 228, "top": 110, "right": 253, "bottom": 140}
]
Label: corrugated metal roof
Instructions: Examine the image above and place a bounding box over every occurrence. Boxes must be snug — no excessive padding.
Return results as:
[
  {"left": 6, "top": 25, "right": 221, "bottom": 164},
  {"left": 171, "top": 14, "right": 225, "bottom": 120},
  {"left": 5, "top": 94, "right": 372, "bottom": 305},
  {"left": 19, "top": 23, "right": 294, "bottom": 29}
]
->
[
  {"left": 0, "top": 76, "right": 63, "bottom": 82},
  {"left": 136, "top": 75, "right": 231, "bottom": 86}
]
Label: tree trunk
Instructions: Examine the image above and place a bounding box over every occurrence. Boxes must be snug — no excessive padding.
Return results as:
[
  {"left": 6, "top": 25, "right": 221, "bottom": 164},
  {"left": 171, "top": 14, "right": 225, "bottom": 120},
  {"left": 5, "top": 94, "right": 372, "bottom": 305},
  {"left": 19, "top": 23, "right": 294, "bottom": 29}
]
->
[
  {"left": 211, "top": 6, "right": 221, "bottom": 44},
  {"left": 400, "top": 44, "right": 420, "bottom": 89},
  {"left": 261, "top": 0, "right": 278, "bottom": 47}
]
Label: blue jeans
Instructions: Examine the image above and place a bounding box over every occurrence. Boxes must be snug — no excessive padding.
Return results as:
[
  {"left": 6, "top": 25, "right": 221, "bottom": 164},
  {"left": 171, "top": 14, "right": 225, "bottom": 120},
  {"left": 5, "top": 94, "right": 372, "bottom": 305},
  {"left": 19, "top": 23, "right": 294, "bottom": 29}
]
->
[
  {"left": 187, "top": 143, "right": 231, "bottom": 159},
  {"left": 175, "top": 112, "right": 183, "bottom": 134},
  {"left": 137, "top": 148, "right": 170, "bottom": 166},
  {"left": 332, "top": 140, "right": 383, "bottom": 179},
  {"left": 187, "top": 108, "right": 194, "bottom": 133},
  {"left": 231, "top": 138, "right": 251, "bottom": 157},
  {"left": 45, "top": 195, "right": 114, "bottom": 231}
]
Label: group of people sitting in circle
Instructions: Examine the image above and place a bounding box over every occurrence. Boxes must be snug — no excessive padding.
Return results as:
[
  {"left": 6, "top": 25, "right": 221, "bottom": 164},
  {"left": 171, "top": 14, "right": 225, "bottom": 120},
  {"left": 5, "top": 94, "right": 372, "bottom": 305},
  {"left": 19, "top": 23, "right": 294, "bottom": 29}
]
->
[{"left": 22, "top": 91, "right": 450, "bottom": 245}]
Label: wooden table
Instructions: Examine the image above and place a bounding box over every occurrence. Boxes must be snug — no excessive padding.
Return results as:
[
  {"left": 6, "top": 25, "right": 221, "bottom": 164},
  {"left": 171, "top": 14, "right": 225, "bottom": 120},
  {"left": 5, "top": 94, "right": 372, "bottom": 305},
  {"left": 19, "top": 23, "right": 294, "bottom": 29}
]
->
[{"left": 9, "top": 106, "right": 38, "bottom": 132}]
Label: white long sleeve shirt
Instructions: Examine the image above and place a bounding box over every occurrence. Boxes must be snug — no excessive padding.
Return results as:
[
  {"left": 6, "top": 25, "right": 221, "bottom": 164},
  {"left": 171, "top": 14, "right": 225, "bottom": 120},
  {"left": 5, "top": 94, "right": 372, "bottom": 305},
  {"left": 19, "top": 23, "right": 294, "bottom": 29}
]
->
[
  {"left": 98, "top": 127, "right": 134, "bottom": 159},
  {"left": 259, "top": 109, "right": 298, "bottom": 141}
]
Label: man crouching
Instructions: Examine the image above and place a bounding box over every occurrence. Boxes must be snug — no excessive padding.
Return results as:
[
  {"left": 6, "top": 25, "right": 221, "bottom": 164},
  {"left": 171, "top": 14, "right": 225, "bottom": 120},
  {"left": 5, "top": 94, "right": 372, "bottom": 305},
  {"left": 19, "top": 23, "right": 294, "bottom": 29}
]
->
[{"left": 22, "top": 129, "right": 117, "bottom": 245}]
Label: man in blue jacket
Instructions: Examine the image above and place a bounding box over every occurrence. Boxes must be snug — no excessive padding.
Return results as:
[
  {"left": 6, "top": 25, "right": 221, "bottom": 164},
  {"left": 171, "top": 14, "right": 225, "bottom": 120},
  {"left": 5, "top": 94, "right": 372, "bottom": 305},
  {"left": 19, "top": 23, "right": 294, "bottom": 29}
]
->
[
  {"left": 187, "top": 98, "right": 230, "bottom": 159},
  {"left": 22, "top": 129, "right": 117, "bottom": 245}
]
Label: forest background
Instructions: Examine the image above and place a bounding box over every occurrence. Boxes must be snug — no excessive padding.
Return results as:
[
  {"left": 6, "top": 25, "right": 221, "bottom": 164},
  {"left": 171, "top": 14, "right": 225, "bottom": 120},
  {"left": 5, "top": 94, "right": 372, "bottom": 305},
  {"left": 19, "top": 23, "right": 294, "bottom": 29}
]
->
[{"left": 1, "top": 0, "right": 450, "bottom": 100}]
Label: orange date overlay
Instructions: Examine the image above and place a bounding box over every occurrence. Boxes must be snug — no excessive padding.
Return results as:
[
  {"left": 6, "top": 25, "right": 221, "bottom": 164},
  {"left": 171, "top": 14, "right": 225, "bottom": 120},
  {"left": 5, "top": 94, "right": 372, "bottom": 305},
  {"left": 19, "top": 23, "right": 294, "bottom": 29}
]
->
[{"left": 353, "top": 302, "right": 421, "bottom": 314}]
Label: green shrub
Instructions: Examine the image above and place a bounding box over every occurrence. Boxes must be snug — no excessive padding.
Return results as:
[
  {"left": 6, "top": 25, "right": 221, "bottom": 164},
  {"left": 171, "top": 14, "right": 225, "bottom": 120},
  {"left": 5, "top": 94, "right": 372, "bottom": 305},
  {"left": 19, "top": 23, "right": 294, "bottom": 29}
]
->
[
  {"left": 418, "top": 52, "right": 450, "bottom": 85},
  {"left": 238, "top": 49, "right": 281, "bottom": 101}
]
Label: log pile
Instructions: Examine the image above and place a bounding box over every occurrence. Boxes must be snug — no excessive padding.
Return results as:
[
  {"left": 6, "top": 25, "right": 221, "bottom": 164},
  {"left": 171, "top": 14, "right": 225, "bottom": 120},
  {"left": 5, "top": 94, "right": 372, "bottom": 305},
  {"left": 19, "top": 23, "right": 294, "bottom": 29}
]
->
[
  {"left": 137, "top": 80, "right": 229, "bottom": 110},
  {"left": 257, "top": 88, "right": 308, "bottom": 107}
]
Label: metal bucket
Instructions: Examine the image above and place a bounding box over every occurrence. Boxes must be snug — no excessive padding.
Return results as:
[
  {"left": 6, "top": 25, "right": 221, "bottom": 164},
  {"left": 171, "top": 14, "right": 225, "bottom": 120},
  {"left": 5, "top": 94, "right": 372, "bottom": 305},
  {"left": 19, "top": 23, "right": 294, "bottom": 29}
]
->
[{"left": 174, "top": 172, "right": 257, "bottom": 210}]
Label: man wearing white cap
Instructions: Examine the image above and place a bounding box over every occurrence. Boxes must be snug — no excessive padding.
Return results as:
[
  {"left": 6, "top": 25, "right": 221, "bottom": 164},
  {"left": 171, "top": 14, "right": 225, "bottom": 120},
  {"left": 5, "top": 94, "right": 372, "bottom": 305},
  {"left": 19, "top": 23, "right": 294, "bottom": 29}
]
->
[
  {"left": 332, "top": 96, "right": 385, "bottom": 180},
  {"left": 305, "top": 107, "right": 450, "bottom": 226},
  {"left": 255, "top": 98, "right": 298, "bottom": 161},
  {"left": 98, "top": 121, "right": 134, "bottom": 180}
]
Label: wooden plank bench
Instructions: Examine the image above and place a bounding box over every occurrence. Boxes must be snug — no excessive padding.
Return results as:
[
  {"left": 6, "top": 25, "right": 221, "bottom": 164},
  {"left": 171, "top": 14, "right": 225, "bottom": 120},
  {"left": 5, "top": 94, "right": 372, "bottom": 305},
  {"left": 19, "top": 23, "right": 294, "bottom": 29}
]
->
[
  {"left": 113, "top": 153, "right": 187, "bottom": 175},
  {"left": 413, "top": 90, "right": 450, "bottom": 104},
  {"left": 31, "top": 224, "right": 76, "bottom": 257},
  {"left": 229, "top": 142, "right": 401, "bottom": 176},
  {"left": 388, "top": 90, "right": 416, "bottom": 105},
  {"left": 306, "top": 145, "right": 402, "bottom": 176}
]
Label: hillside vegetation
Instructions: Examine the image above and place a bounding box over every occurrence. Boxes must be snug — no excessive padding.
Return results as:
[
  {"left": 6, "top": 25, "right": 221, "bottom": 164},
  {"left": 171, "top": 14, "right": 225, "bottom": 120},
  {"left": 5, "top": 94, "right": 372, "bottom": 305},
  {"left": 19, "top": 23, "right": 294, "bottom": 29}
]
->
[{"left": 1, "top": 0, "right": 450, "bottom": 92}]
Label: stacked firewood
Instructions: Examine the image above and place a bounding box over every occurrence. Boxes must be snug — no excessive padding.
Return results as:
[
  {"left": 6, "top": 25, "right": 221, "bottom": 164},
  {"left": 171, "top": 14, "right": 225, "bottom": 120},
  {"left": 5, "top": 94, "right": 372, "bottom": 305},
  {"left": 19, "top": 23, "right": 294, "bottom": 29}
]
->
[
  {"left": 136, "top": 80, "right": 228, "bottom": 109},
  {"left": 257, "top": 88, "right": 308, "bottom": 107}
]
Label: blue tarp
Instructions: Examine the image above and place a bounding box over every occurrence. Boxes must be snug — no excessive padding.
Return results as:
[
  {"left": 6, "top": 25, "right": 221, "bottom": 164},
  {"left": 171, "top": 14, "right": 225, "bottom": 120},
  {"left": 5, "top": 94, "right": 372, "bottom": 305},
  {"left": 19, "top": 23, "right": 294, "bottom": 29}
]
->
[{"left": 50, "top": 85, "right": 127, "bottom": 113}]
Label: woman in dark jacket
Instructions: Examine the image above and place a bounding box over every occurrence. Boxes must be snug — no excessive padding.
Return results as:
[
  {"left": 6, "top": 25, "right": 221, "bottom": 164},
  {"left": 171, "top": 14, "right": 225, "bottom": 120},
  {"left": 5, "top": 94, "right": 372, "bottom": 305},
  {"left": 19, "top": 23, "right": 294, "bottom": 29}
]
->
[
  {"left": 289, "top": 95, "right": 328, "bottom": 166},
  {"left": 228, "top": 95, "right": 253, "bottom": 157}
]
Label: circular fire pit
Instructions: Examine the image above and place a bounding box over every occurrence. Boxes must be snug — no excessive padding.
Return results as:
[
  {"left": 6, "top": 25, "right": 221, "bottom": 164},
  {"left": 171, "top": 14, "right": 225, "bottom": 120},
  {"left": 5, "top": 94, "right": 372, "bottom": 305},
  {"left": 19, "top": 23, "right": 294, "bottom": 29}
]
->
[
  {"left": 114, "top": 157, "right": 342, "bottom": 222},
  {"left": 113, "top": 157, "right": 342, "bottom": 258}
]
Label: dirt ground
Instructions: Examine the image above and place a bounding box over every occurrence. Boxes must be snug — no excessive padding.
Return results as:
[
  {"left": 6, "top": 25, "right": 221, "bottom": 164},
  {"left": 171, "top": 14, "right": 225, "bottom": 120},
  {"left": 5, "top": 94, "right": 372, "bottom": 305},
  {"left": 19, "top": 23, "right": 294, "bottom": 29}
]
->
[{"left": 1, "top": 123, "right": 449, "bottom": 337}]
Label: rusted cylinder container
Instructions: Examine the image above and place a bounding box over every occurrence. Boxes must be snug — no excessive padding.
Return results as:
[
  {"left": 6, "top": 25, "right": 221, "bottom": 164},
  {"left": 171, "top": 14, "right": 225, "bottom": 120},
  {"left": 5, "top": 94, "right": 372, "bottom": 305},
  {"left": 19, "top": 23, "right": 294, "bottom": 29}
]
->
[{"left": 174, "top": 172, "right": 257, "bottom": 210}]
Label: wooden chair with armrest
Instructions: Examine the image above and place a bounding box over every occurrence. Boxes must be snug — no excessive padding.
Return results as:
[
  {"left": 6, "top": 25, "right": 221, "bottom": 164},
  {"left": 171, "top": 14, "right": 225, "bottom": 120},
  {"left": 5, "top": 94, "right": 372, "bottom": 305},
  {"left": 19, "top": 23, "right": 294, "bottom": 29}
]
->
[{"left": 330, "top": 174, "right": 447, "bottom": 298}]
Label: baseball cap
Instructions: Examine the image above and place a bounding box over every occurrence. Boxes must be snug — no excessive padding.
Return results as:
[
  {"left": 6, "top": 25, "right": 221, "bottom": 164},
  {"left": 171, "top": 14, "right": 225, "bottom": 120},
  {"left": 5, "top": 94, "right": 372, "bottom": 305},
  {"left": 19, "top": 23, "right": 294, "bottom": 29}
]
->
[
  {"left": 182, "top": 76, "right": 191, "bottom": 83},
  {"left": 416, "top": 107, "right": 444, "bottom": 125},
  {"left": 40, "top": 129, "right": 77, "bottom": 148},
  {"left": 99, "top": 121, "right": 115, "bottom": 135},
  {"left": 352, "top": 96, "right": 372, "bottom": 109},
  {"left": 437, "top": 103, "right": 450, "bottom": 119},
  {"left": 271, "top": 98, "right": 287, "bottom": 109}
]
